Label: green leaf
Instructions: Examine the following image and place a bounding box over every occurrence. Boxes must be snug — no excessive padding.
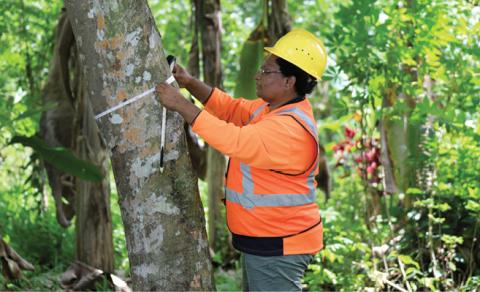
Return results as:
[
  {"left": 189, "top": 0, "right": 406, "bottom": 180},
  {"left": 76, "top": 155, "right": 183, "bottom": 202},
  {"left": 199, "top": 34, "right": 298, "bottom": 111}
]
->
[
  {"left": 468, "top": 187, "right": 479, "bottom": 199},
  {"left": 437, "top": 182, "right": 451, "bottom": 192},
  {"left": 211, "top": 251, "right": 223, "bottom": 264},
  {"left": 428, "top": 213, "right": 445, "bottom": 224},
  {"left": 318, "top": 114, "right": 353, "bottom": 132},
  {"left": 433, "top": 202, "right": 451, "bottom": 212},
  {"left": 323, "top": 268, "right": 338, "bottom": 285},
  {"left": 233, "top": 23, "right": 266, "bottom": 100},
  {"left": 406, "top": 188, "right": 423, "bottom": 195},
  {"left": 465, "top": 200, "right": 480, "bottom": 213},
  {"left": 398, "top": 255, "right": 420, "bottom": 269},
  {"left": 10, "top": 135, "right": 103, "bottom": 182},
  {"left": 448, "top": 261, "right": 457, "bottom": 272},
  {"left": 422, "top": 277, "right": 436, "bottom": 290},
  {"left": 414, "top": 198, "right": 433, "bottom": 208},
  {"left": 13, "top": 101, "right": 58, "bottom": 121},
  {"left": 405, "top": 267, "right": 418, "bottom": 276},
  {"left": 441, "top": 235, "right": 464, "bottom": 245},
  {"left": 321, "top": 248, "right": 337, "bottom": 263}
]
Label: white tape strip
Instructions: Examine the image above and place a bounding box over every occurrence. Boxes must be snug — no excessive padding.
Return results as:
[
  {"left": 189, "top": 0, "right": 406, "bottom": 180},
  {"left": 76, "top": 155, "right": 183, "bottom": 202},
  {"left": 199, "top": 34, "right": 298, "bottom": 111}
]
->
[{"left": 95, "top": 75, "right": 175, "bottom": 120}]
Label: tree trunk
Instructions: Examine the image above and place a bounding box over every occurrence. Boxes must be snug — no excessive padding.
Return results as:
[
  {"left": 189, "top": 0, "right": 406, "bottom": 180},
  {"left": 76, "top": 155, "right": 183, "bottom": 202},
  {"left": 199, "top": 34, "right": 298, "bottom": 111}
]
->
[
  {"left": 64, "top": 1, "right": 214, "bottom": 290},
  {"left": 266, "top": 0, "right": 292, "bottom": 45},
  {"left": 39, "top": 9, "right": 114, "bottom": 272},
  {"left": 40, "top": 11, "right": 76, "bottom": 229},
  {"left": 74, "top": 66, "right": 115, "bottom": 272},
  {"left": 198, "top": 0, "right": 228, "bottom": 253},
  {"left": 184, "top": 0, "right": 207, "bottom": 181},
  {"left": 380, "top": 1, "right": 428, "bottom": 204}
]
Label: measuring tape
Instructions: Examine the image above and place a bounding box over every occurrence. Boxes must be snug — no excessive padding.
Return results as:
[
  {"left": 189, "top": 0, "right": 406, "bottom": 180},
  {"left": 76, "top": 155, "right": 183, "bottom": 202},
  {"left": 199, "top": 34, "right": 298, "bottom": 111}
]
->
[
  {"left": 94, "top": 75, "right": 175, "bottom": 120},
  {"left": 95, "top": 56, "right": 177, "bottom": 173},
  {"left": 95, "top": 55, "right": 176, "bottom": 173}
]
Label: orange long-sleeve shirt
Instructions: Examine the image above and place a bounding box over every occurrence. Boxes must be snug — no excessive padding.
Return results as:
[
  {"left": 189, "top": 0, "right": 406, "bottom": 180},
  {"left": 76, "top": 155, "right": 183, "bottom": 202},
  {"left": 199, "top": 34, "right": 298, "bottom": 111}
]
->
[{"left": 191, "top": 88, "right": 316, "bottom": 174}]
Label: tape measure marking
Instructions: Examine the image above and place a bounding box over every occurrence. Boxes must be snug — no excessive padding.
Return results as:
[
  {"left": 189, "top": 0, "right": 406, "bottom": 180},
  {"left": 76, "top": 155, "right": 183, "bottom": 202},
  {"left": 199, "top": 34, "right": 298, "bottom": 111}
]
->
[{"left": 95, "top": 75, "right": 175, "bottom": 120}]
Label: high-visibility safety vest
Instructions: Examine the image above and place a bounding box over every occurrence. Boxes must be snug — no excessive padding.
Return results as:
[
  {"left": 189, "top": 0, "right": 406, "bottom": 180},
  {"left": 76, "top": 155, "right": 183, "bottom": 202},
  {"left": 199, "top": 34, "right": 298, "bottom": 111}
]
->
[{"left": 192, "top": 88, "right": 323, "bottom": 256}]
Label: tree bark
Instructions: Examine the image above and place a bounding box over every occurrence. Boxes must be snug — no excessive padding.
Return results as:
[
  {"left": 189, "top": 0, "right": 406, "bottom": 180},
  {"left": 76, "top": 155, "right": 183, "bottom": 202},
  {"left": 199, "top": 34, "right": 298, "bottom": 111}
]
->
[
  {"left": 184, "top": 0, "right": 208, "bottom": 181},
  {"left": 64, "top": 1, "right": 214, "bottom": 290},
  {"left": 74, "top": 70, "right": 115, "bottom": 272},
  {"left": 380, "top": 1, "right": 427, "bottom": 203},
  {"left": 266, "top": 0, "right": 292, "bottom": 45},
  {"left": 40, "top": 11, "right": 76, "bottom": 229},
  {"left": 198, "top": 0, "right": 228, "bottom": 252},
  {"left": 40, "top": 9, "right": 114, "bottom": 272}
]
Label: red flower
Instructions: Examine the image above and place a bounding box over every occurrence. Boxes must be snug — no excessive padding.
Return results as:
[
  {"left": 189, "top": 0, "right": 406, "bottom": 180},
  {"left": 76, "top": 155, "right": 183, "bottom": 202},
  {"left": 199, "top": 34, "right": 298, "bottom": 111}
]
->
[
  {"left": 366, "top": 149, "right": 375, "bottom": 162},
  {"left": 344, "top": 127, "right": 356, "bottom": 139},
  {"left": 367, "top": 162, "right": 377, "bottom": 174}
]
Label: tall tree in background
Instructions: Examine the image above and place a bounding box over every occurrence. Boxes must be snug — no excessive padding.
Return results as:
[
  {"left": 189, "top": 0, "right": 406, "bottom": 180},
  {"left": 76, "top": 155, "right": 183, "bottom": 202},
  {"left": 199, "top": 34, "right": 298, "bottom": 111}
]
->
[
  {"left": 184, "top": 0, "right": 207, "bottom": 181},
  {"left": 379, "top": 0, "right": 429, "bottom": 202},
  {"left": 64, "top": 1, "right": 214, "bottom": 290},
  {"left": 266, "top": 0, "right": 291, "bottom": 45},
  {"left": 198, "top": 0, "right": 228, "bottom": 254},
  {"left": 328, "top": 1, "right": 480, "bottom": 286},
  {"left": 233, "top": 0, "right": 291, "bottom": 100},
  {"left": 39, "top": 9, "right": 114, "bottom": 272}
]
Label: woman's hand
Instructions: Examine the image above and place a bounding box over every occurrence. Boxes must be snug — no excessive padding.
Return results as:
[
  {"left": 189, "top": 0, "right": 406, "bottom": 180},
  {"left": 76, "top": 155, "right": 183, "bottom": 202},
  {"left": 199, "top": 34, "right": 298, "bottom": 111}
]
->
[
  {"left": 155, "top": 83, "right": 186, "bottom": 111},
  {"left": 155, "top": 82, "right": 202, "bottom": 124},
  {"left": 169, "top": 62, "right": 213, "bottom": 104},
  {"left": 172, "top": 63, "right": 193, "bottom": 88}
]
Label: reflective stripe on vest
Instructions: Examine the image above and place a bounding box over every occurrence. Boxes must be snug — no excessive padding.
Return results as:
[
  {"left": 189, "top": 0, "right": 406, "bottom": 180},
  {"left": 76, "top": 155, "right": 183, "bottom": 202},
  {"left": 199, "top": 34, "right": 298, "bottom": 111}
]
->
[
  {"left": 225, "top": 163, "right": 317, "bottom": 208},
  {"left": 276, "top": 107, "right": 319, "bottom": 192},
  {"left": 225, "top": 103, "right": 318, "bottom": 209},
  {"left": 276, "top": 107, "right": 318, "bottom": 137},
  {"left": 245, "top": 103, "right": 267, "bottom": 125}
]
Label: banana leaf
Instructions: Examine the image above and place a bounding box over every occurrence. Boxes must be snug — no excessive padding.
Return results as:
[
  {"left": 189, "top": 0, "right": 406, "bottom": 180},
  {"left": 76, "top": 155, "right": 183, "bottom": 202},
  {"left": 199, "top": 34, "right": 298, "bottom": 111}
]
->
[{"left": 233, "top": 24, "right": 267, "bottom": 100}]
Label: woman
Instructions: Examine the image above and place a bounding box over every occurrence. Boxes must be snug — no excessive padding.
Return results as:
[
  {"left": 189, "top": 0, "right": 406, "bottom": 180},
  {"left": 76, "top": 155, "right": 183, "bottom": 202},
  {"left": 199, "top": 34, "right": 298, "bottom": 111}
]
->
[{"left": 156, "top": 28, "right": 327, "bottom": 291}]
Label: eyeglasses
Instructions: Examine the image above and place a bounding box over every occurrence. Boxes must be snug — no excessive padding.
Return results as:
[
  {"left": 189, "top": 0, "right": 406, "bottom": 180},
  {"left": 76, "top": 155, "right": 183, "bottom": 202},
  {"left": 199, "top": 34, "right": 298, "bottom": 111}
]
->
[{"left": 257, "top": 68, "right": 283, "bottom": 75}]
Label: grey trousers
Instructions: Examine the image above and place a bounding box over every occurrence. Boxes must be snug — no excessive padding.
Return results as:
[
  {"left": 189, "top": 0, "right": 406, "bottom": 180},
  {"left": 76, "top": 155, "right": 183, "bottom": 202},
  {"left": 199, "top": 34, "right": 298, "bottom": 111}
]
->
[{"left": 241, "top": 253, "right": 313, "bottom": 291}]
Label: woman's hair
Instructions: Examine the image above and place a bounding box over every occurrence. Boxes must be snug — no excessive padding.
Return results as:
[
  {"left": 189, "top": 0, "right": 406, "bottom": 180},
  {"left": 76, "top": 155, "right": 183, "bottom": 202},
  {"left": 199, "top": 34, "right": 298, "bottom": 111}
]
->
[{"left": 276, "top": 57, "right": 317, "bottom": 96}]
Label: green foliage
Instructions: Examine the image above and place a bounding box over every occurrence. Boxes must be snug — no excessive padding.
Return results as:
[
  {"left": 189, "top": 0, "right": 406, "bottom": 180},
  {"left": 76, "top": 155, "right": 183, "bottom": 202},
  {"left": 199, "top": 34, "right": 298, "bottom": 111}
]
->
[
  {"left": 1, "top": 0, "right": 479, "bottom": 290},
  {"left": 233, "top": 28, "right": 265, "bottom": 99},
  {"left": 2, "top": 209, "right": 75, "bottom": 269},
  {"left": 301, "top": 0, "right": 479, "bottom": 289},
  {"left": 0, "top": 1, "right": 62, "bottom": 135},
  {"left": 1, "top": 0, "right": 63, "bottom": 246},
  {"left": 0, "top": 1, "right": 97, "bottom": 288},
  {"left": 0, "top": 264, "right": 65, "bottom": 291},
  {"left": 109, "top": 172, "right": 129, "bottom": 272},
  {"left": 219, "top": 2, "right": 263, "bottom": 92},
  {"left": 10, "top": 135, "right": 104, "bottom": 182},
  {"left": 148, "top": 0, "right": 192, "bottom": 67},
  {"left": 0, "top": 144, "right": 75, "bottom": 281},
  {"left": 214, "top": 266, "right": 242, "bottom": 291},
  {"left": 175, "top": 0, "right": 480, "bottom": 290},
  {"left": 305, "top": 175, "right": 377, "bottom": 290},
  {"left": 0, "top": 183, "right": 75, "bottom": 272}
]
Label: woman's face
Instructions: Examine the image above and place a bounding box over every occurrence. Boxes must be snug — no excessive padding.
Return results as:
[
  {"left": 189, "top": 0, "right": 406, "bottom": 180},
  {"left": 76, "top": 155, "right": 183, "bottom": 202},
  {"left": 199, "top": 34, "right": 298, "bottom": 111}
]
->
[{"left": 255, "top": 55, "right": 286, "bottom": 103}]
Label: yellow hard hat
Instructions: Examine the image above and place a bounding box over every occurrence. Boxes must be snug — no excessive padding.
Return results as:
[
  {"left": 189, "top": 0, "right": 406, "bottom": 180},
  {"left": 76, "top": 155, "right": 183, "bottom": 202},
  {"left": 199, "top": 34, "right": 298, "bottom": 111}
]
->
[{"left": 264, "top": 29, "right": 327, "bottom": 80}]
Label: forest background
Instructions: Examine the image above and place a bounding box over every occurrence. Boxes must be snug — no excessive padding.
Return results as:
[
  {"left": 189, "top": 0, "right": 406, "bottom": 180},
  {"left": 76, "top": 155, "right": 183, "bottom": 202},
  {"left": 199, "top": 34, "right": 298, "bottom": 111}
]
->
[{"left": 0, "top": 0, "right": 479, "bottom": 291}]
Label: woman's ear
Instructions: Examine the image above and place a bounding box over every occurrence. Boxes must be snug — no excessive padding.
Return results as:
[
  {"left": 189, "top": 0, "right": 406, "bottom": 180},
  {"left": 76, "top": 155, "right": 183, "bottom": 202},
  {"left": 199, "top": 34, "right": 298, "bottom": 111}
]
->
[{"left": 285, "top": 76, "right": 296, "bottom": 89}]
